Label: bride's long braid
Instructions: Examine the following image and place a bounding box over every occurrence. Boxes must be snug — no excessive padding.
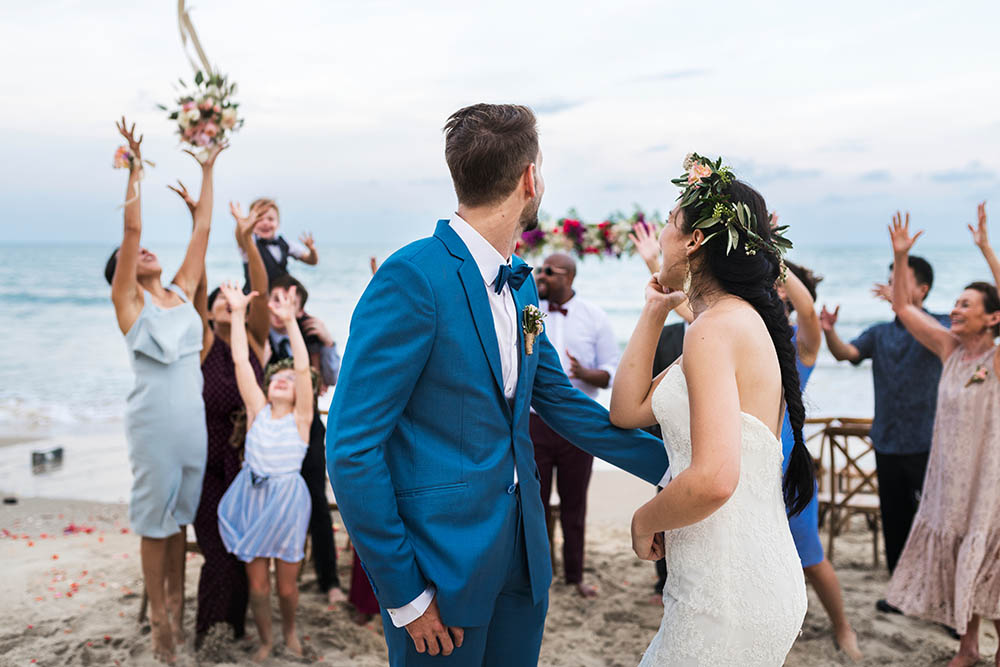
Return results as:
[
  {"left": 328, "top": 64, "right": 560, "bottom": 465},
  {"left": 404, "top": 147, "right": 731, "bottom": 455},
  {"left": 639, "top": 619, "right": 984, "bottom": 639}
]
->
[{"left": 682, "top": 180, "right": 815, "bottom": 516}]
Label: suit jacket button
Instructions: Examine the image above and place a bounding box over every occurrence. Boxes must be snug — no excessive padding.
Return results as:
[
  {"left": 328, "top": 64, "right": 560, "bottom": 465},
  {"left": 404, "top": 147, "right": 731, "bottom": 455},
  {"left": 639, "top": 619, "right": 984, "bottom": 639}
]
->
[{"left": 507, "top": 484, "right": 517, "bottom": 495}]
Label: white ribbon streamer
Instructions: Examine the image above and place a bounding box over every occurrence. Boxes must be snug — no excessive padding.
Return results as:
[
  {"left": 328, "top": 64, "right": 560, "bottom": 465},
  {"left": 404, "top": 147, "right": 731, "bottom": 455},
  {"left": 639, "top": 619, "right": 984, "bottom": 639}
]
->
[{"left": 178, "top": 0, "right": 213, "bottom": 75}]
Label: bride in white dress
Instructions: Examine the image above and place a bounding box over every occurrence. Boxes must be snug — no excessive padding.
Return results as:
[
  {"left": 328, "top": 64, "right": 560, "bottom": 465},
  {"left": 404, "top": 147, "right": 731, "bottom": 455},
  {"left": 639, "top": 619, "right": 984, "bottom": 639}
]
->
[{"left": 610, "top": 155, "right": 812, "bottom": 666}]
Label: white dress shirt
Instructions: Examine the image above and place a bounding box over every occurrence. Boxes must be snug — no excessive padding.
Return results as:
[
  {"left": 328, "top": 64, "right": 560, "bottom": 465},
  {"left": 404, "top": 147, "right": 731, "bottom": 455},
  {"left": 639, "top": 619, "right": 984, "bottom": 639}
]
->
[
  {"left": 537, "top": 296, "right": 618, "bottom": 399},
  {"left": 385, "top": 214, "right": 521, "bottom": 628}
]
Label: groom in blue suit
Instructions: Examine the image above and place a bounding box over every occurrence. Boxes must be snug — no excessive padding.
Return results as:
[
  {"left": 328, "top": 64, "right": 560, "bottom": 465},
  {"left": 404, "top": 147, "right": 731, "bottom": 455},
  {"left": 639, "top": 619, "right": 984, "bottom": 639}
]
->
[{"left": 327, "top": 103, "right": 669, "bottom": 666}]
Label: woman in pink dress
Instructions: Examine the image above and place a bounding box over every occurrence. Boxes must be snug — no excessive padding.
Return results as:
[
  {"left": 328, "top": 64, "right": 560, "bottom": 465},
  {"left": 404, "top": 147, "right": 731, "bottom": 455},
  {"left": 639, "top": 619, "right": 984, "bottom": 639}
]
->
[{"left": 885, "top": 205, "right": 1000, "bottom": 667}]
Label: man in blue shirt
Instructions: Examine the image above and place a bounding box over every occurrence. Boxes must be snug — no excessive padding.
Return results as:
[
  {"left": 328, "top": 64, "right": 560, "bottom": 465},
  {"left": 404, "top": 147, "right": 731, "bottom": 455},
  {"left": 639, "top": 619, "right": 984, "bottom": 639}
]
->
[{"left": 821, "top": 255, "right": 949, "bottom": 611}]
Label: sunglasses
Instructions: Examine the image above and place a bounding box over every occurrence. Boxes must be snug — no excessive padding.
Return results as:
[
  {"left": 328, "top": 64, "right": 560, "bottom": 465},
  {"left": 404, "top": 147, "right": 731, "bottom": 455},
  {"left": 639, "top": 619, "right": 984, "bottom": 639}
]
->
[{"left": 534, "top": 266, "right": 569, "bottom": 277}]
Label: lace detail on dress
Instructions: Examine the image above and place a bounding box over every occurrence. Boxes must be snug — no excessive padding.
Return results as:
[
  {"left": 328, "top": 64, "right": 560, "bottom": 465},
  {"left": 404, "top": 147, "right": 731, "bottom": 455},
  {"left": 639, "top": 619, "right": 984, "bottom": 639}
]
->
[{"left": 639, "top": 365, "right": 807, "bottom": 666}]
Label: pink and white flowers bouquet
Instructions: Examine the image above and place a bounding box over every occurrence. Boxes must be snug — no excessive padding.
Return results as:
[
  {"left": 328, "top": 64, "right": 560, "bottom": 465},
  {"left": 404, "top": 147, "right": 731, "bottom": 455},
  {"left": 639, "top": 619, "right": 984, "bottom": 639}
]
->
[
  {"left": 514, "top": 209, "right": 661, "bottom": 260},
  {"left": 159, "top": 70, "right": 242, "bottom": 158}
]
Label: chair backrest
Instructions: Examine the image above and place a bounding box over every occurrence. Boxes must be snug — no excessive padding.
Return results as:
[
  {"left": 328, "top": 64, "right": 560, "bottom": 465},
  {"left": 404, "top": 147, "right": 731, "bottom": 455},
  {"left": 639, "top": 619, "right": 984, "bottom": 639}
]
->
[{"left": 823, "top": 421, "right": 878, "bottom": 504}]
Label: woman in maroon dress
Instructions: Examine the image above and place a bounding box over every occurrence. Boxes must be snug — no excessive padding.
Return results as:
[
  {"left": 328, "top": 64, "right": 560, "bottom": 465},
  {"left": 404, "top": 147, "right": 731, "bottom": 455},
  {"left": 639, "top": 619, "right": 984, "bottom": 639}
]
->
[{"left": 174, "top": 191, "right": 273, "bottom": 643}]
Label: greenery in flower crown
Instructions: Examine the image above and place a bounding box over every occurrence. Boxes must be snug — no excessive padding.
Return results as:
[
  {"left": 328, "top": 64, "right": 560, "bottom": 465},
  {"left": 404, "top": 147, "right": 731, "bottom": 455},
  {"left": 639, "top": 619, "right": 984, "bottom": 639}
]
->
[{"left": 670, "top": 153, "right": 792, "bottom": 259}]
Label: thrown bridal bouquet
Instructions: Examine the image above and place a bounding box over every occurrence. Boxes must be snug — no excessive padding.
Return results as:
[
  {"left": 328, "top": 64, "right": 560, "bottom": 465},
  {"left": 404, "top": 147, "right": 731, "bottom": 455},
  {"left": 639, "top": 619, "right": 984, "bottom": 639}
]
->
[{"left": 159, "top": 70, "right": 243, "bottom": 156}]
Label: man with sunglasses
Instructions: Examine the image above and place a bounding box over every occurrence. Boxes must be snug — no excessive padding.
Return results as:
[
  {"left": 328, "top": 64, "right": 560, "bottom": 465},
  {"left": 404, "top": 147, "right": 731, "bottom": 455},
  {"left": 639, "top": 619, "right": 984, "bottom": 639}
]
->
[{"left": 531, "top": 253, "right": 619, "bottom": 599}]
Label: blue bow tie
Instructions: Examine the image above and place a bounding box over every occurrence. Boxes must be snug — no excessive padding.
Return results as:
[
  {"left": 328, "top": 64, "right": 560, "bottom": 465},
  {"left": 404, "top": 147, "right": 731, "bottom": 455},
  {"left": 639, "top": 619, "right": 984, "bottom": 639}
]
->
[{"left": 494, "top": 263, "right": 532, "bottom": 295}]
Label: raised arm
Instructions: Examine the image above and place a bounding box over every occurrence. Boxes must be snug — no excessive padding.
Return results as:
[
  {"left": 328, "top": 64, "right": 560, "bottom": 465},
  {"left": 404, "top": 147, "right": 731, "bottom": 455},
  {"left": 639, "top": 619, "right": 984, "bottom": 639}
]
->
[
  {"left": 270, "top": 286, "right": 314, "bottom": 435},
  {"left": 781, "top": 266, "right": 821, "bottom": 366},
  {"left": 890, "top": 212, "right": 958, "bottom": 361},
  {"left": 629, "top": 317, "right": 742, "bottom": 559},
  {"left": 819, "top": 305, "right": 861, "bottom": 363},
  {"left": 232, "top": 201, "right": 272, "bottom": 356},
  {"left": 970, "top": 201, "right": 1000, "bottom": 289},
  {"left": 172, "top": 143, "right": 227, "bottom": 299},
  {"left": 168, "top": 179, "right": 215, "bottom": 360},
  {"left": 218, "top": 282, "right": 268, "bottom": 421},
  {"left": 298, "top": 232, "right": 319, "bottom": 265},
  {"left": 609, "top": 277, "right": 685, "bottom": 429},
  {"left": 110, "top": 118, "right": 146, "bottom": 335}
]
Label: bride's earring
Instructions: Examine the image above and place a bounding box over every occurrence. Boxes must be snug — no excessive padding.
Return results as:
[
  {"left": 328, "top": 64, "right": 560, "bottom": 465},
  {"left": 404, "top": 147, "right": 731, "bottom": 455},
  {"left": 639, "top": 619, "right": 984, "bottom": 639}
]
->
[{"left": 682, "top": 257, "right": 693, "bottom": 294}]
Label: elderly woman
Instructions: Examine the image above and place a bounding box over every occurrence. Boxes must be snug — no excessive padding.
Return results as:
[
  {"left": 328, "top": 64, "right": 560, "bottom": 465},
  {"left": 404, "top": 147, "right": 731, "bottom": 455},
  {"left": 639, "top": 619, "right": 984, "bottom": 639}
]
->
[{"left": 885, "top": 205, "right": 1000, "bottom": 667}]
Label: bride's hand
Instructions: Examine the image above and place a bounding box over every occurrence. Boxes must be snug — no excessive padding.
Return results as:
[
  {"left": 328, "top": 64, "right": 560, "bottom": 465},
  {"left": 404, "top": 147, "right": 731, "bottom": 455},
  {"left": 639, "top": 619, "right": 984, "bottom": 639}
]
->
[
  {"left": 631, "top": 512, "right": 665, "bottom": 561},
  {"left": 646, "top": 276, "right": 686, "bottom": 312}
]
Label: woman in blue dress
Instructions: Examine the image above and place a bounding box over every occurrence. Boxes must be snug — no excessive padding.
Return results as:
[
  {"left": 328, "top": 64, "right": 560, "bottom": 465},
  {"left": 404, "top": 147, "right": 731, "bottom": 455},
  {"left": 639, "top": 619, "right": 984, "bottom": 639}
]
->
[
  {"left": 216, "top": 281, "right": 313, "bottom": 662},
  {"left": 779, "top": 258, "right": 862, "bottom": 661},
  {"left": 105, "top": 119, "right": 225, "bottom": 662}
]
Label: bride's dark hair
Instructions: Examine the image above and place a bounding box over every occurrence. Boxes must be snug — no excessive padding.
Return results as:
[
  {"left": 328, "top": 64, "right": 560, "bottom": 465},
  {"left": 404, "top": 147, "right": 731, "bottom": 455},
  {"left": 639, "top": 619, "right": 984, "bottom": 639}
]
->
[{"left": 680, "top": 180, "right": 815, "bottom": 516}]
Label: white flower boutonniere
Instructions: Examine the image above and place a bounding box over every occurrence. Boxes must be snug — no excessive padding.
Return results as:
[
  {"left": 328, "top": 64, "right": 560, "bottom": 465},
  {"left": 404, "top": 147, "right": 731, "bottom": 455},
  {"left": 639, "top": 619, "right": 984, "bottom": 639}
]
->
[{"left": 522, "top": 305, "right": 546, "bottom": 355}]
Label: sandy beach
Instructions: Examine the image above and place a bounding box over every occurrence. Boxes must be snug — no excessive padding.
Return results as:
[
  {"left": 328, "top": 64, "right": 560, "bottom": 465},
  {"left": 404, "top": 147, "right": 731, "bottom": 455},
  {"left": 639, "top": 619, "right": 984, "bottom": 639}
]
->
[{"left": 3, "top": 468, "right": 994, "bottom": 666}]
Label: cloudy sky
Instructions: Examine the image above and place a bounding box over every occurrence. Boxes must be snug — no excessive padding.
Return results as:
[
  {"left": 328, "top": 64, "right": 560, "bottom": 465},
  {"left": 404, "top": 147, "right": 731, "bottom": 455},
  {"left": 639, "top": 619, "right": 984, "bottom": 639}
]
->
[{"left": 2, "top": 0, "right": 999, "bottom": 248}]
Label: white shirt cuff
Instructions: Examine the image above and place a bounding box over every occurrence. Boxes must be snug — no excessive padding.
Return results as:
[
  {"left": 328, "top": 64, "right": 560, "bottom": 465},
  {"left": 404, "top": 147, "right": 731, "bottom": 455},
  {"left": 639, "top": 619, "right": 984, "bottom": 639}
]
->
[
  {"left": 386, "top": 585, "right": 436, "bottom": 628},
  {"left": 657, "top": 467, "right": 672, "bottom": 488}
]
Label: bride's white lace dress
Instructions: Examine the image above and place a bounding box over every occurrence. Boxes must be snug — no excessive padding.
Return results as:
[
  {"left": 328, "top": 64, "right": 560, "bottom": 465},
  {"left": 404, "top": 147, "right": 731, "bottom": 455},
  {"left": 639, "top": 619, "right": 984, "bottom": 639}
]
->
[{"left": 639, "top": 365, "right": 807, "bottom": 666}]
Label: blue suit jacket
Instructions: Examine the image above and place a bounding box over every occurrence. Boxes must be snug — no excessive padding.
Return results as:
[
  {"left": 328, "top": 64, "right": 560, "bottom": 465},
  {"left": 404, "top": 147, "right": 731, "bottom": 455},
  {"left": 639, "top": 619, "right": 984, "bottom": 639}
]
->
[{"left": 327, "top": 220, "right": 668, "bottom": 626}]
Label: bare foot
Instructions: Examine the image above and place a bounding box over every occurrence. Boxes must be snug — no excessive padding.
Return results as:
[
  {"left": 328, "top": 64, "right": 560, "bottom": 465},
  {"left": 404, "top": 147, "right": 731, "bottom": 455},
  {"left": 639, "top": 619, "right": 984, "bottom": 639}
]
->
[
  {"left": 252, "top": 642, "right": 273, "bottom": 663},
  {"left": 834, "top": 627, "right": 863, "bottom": 662},
  {"left": 576, "top": 582, "right": 598, "bottom": 598},
  {"left": 947, "top": 649, "right": 981, "bottom": 667},
  {"left": 285, "top": 634, "right": 304, "bottom": 657},
  {"left": 150, "top": 617, "right": 176, "bottom": 664},
  {"left": 327, "top": 587, "right": 347, "bottom": 604}
]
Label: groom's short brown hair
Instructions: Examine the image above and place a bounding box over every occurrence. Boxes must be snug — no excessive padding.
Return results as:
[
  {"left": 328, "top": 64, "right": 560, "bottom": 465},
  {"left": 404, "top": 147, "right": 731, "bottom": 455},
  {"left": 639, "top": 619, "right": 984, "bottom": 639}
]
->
[{"left": 443, "top": 104, "right": 538, "bottom": 207}]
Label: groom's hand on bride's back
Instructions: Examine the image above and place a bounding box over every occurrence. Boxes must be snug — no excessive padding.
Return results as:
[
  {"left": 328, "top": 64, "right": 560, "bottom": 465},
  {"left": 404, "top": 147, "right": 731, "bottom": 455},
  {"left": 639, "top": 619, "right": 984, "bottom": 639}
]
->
[{"left": 405, "top": 599, "right": 464, "bottom": 656}]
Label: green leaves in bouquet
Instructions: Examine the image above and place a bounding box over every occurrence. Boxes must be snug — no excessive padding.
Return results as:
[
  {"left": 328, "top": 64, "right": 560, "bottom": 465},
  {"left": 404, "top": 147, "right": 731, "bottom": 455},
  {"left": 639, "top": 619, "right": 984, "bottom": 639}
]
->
[{"left": 194, "top": 70, "right": 204, "bottom": 85}]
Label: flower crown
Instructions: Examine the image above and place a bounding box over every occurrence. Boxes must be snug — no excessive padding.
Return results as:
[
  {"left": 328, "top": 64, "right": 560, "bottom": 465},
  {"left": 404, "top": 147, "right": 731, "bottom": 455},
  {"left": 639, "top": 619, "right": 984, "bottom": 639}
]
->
[{"left": 671, "top": 153, "right": 792, "bottom": 260}]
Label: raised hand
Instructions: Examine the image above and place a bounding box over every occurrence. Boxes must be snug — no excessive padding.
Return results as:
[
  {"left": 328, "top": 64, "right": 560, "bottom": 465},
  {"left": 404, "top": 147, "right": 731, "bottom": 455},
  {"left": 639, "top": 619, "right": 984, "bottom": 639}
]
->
[
  {"left": 889, "top": 211, "right": 923, "bottom": 256},
  {"left": 819, "top": 305, "right": 839, "bottom": 332},
  {"left": 646, "top": 276, "right": 686, "bottom": 312},
  {"left": 202, "top": 141, "right": 228, "bottom": 168},
  {"left": 230, "top": 201, "right": 263, "bottom": 239},
  {"left": 218, "top": 281, "right": 257, "bottom": 314},
  {"left": 115, "top": 116, "right": 143, "bottom": 168},
  {"left": 300, "top": 232, "right": 316, "bottom": 252},
  {"left": 629, "top": 221, "right": 661, "bottom": 266},
  {"left": 167, "top": 180, "right": 197, "bottom": 215},
  {"left": 968, "top": 201, "right": 990, "bottom": 250},
  {"left": 269, "top": 285, "right": 299, "bottom": 324},
  {"left": 769, "top": 211, "right": 779, "bottom": 231},
  {"left": 871, "top": 283, "right": 893, "bottom": 304}
]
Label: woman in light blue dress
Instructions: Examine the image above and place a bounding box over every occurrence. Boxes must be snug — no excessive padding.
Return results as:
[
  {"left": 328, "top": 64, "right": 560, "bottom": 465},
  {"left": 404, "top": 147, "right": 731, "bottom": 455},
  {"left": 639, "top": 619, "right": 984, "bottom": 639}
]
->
[
  {"left": 215, "top": 282, "right": 312, "bottom": 662},
  {"left": 778, "top": 259, "right": 862, "bottom": 660},
  {"left": 105, "top": 119, "right": 225, "bottom": 662}
]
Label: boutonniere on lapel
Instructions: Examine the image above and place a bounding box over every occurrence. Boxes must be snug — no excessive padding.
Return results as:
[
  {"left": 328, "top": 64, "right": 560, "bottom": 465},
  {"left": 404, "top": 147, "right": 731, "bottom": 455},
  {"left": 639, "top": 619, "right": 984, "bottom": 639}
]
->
[
  {"left": 522, "top": 305, "right": 546, "bottom": 355},
  {"left": 965, "top": 364, "right": 990, "bottom": 388}
]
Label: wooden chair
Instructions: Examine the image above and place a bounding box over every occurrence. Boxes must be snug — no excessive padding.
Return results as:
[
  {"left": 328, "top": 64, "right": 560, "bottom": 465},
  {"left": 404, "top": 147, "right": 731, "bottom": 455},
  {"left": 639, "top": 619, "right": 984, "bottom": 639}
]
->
[{"left": 814, "top": 419, "right": 881, "bottom": 566}]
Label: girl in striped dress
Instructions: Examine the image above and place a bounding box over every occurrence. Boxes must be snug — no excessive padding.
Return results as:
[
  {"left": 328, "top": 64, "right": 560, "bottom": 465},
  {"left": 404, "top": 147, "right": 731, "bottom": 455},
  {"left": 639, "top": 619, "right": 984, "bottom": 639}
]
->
[{"left": 216, "top": 281, "right": 312, "bottom": 661}]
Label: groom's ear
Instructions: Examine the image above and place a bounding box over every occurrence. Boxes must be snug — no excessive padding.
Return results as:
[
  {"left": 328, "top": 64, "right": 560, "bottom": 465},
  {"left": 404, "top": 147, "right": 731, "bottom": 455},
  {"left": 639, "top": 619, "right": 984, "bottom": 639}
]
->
[{"left": 523, "top": 163, "right": 538, "bottom": 199}]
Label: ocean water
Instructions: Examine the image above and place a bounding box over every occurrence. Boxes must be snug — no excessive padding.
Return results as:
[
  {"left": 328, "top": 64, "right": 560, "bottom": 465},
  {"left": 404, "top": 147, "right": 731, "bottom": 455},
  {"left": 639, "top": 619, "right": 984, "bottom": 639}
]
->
[{"left": 0, "top": 239, "right": 985, "bottom": 436}]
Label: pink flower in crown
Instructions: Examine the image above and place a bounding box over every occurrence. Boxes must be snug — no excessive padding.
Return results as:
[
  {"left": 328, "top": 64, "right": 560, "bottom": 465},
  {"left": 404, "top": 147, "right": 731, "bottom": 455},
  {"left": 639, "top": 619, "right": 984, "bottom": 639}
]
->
[{"left": 687, "top": 162, "right": 713, "bottom": 185}]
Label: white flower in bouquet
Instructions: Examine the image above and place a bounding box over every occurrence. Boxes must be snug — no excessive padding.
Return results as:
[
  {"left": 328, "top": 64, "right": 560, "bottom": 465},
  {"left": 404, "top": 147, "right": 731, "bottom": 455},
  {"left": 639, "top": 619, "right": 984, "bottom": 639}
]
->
[{"left": 220, "top": 108, "right": 238, "bottom": 129}]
